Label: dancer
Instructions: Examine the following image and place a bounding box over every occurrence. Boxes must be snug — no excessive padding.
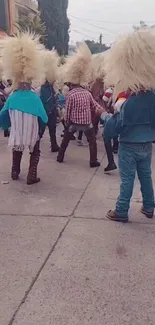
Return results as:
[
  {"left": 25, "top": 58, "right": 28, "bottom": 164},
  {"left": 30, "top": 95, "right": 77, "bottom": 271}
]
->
[
  {"left": 102, "top": 90, "right": 130, "bottom": 172},
  {"left": 0, "top": 33, "right": 47, "bottom": 184},
  {"left": 40, "top": 50, "right": 60, "bottom": 152},
  {"left": 90, "top": 54, "right": 105, "bottom": 134},
  {"left": 57, "top": 43, "right": 104, "bottom": 167},
  {"left": 103, "top": 29, "right": 155, "bottom": 222}
]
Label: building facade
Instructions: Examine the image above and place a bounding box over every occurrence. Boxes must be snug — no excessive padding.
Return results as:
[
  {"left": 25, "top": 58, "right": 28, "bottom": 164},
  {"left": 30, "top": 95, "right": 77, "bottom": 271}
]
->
[
  {"left": 13, "top": 0, "right": 38, "bottom": 29},
  {"left": 0, "top": 0, "right": 38, "bottom": 36}
]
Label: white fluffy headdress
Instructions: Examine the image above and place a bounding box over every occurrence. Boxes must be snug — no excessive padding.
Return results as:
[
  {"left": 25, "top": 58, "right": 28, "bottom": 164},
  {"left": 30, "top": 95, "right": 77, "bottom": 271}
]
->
[
  {"left": 91, "top": 53, "right": 105, "bottom": 81},
  {"left": 104, "top": 29, "right": 155, "bottom": 99},
  {"left": 42, "top": 49, "right": 59, "bottom": 84},
  {"left": 63, "top": 43, "right": 92, "bottom": 87},
  {"left": 0, "top": 32, "right": 45, "bottom": 89}
]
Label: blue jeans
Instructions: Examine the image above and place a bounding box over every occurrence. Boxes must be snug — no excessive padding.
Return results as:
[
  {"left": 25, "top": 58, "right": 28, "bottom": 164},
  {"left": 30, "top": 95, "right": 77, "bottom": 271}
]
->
[{"left": 116, "top": 142, "right": 155, "bottom": 217}]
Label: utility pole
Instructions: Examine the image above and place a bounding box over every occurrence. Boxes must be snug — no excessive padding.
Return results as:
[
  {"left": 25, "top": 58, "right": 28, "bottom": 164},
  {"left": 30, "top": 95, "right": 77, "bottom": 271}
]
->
[
  {"left": 99, "top": 33, "right": 103, "bottom": 53},
  {"left": 99, "top": 33, "right": 103, "bottom": 45}
]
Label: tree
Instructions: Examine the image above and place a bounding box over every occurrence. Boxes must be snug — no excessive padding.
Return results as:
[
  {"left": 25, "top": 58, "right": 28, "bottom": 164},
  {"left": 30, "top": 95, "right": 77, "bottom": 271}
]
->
[
  {"left": 133, "top": 20, "right": 155, "bottom": 31},
  {"left": 15, "top": 13, "right": 46, "bottom": 42},
  {"left": 38, "top": 0, "right": 70, "bottom": 55},
  {"left": 85, "top": 40, "right": 109, "bottom": 54}
]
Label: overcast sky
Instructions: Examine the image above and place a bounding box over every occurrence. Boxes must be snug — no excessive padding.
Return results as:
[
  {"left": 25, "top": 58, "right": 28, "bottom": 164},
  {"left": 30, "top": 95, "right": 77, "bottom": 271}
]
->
[{"left": 68, "top": 0, "right": 155, "bottom": 45}]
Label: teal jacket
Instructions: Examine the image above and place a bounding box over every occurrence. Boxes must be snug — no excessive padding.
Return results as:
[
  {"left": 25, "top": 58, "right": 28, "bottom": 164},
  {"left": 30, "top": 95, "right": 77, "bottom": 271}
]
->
[
  {"left": 104, "top": 91, "right": 155, "bottom": 143},
  {"left": 0, "top": 90, "right": 48, "bottom": 131}
]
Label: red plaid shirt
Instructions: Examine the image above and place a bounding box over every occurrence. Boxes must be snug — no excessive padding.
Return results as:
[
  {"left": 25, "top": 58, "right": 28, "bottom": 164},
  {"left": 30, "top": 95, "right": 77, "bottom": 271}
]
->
[{"left": 65, "top": 87, "right": 100, "bottom": 125}]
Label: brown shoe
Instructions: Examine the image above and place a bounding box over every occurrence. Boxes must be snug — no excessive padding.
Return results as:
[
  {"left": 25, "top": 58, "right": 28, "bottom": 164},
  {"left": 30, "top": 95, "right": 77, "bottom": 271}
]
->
[
  {"left": 106, "top": 210, "right": 128, "bottom": 223},
  {"left": 140, "top": 207, "right": 154, "bottom": 219},
  {"left": 27, "top": 178, "right": 40, "bottom": 185}
]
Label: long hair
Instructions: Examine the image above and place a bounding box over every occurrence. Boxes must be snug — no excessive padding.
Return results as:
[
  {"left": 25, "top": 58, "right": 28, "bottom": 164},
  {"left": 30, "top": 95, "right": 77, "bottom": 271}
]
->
[
  {"left": 0, "top": 32, "right": 45, "bottom": 89},
  {"left": 104, "top": 29, "right": 155, "bottom": 99}
]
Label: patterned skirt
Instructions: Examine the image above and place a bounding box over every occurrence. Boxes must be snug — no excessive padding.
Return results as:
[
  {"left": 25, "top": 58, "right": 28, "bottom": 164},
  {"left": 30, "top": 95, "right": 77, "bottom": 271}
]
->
[{"left": 8, "top": 110, "right": 39, "bottom": 152}]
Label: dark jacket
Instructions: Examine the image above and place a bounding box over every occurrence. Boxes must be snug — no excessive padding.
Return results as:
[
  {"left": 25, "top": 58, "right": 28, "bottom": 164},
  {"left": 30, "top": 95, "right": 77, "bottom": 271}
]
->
[
  {"left": 104, "top": 91, "right": 155, "bottom": 143},
  {"left": 40, "top": 81, "right": 57, "bottom": 123}
]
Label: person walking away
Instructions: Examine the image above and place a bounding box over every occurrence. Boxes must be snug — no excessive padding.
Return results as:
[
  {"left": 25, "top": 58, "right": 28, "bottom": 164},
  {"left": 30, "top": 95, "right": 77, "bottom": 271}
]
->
[
  {"left": 40, "top": 50, "right": 60, "bottom": 152},
  {"left": 102, "top": 91, "right": 130, "bottom": 172},
  {"left": 56, "top": 43, "right": 105, "bottom": 167},
  {"left": 57, "top": 84, "right": 104, "bottom": 167},
  {"left": 90, "top": 78, "right": 105, "bottom": 134},
  {"left": 103, "top": 29, "right": 155, "bottom": 222},
  {"left": 0, "top": 33, "right": 48, "bottom": 185},
  {"left": 40, "top": 80, "right": 59, "bottom": 152}
]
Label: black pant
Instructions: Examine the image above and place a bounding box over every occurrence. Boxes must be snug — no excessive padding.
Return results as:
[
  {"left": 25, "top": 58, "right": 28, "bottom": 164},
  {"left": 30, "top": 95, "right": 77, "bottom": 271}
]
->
[
  {"left": 57, "top": 126, "right": 98, "bottom": 164},
  {"left": 104, "top": 139, "right": 115, "bottom": 165},
  {"left": 42, "top": 114, "right": 58, "bottom": 149},
  {"left": 78, "top": 131, "right": 83, "bottom": 141}
]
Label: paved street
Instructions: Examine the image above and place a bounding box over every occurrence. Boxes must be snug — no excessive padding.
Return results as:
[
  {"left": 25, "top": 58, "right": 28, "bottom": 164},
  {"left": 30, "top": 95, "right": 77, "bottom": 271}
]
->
[{"left": 0, "top": 128, "right": 155, "bottom": 325}]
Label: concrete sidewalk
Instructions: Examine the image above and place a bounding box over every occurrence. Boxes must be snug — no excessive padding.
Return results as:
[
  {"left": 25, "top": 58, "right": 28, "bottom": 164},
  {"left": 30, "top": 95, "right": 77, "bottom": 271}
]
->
[{"left": 0, "top": 130, "right": 155, "bottom": 325}]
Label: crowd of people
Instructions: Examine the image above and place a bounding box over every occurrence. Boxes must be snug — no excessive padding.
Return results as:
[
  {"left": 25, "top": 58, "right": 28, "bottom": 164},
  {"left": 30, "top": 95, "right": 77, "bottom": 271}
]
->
[{"left": 0, "top": 28, "right": 155, "bottom": 222}]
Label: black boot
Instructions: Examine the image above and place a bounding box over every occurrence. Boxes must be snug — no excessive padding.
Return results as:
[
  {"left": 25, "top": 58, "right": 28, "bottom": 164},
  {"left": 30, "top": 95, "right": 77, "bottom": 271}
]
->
[
  {"left": 27, "top": 141, "right": 41, "bottom": 185},
  {"left": 85, "top": 128, "right": 100, "bottom": 168},
  {"left": 11, "top": 150, "right": 23, "bottom": 180},
  {"left": 49, "top": 127, "right": 60, "bottom": 152},
  {"left": 4, "top": 129, "right": 10, "bottom": 137},
  {"left": 104, "top": 140, "right": 117, "bottom": 172},
  {"left": 57, "top": 130, "right": 73, "bottom": 163}
]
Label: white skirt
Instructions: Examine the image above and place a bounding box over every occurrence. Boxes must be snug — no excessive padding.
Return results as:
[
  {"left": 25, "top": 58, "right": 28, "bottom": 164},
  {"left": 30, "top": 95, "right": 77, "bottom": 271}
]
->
[{"left": 8, "top": 110, "right": 39, "bottom": 152}]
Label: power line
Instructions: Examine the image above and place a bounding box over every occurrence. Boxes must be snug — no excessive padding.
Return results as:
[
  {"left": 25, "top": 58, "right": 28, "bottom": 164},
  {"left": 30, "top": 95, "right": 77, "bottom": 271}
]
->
[
  {"left": 69, "top": 14, "right": 118, "bottom": 35},
  {"left": 72, "top": 29, "right": 99, "bottom": 41},
  {"left": 69, "top": 13, "right": 155, "bottom": 26},
  {"left": 71, "top": 25, "right": 110, "bottom": 36}
]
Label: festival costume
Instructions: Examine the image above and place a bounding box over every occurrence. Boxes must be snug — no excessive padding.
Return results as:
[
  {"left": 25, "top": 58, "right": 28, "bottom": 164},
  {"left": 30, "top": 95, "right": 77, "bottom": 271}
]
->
[
  {"left": 0, "top": 33, "right": 48, "bottom": 184},
  {"left": 40, "top": 50, "right": 60, "bottom": 152},
  {"left": 57, "top": 44, "right": 103, "bottom": 167},
  {"left": 103, "top": 29, "right": 155, "bottom": 222}
]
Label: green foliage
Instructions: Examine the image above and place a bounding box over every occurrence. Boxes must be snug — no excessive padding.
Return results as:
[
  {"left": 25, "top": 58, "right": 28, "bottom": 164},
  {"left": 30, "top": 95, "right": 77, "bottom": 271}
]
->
[
  {"left": 38, "top": 0, "right": 70, "bottom": 55},
  {"left": 85, "top": 40, "right": 109, "bottom": 54},
  {"left": 15, "top": 13, "right": 46, "bottom": 42},
  {"left": 133, "top": 21, "right": 155, "bottom": 31}
]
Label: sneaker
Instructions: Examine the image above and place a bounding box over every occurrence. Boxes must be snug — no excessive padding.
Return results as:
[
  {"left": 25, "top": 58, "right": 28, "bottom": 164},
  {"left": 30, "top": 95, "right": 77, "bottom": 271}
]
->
[
  {"left": 140, "top": 207, "right": 154, "bottom": 219},
  {"left": 90, "top": 161, "right": 101, "bottom": 168},
  {"left": 106, "top": 210, "right": 128, "bottom": 223},
  {"left": 77, "top": 140, "right": 84, "bottom": 146},
  {"left": 104, "top": 163, "right": 117, "bottom": 173}
]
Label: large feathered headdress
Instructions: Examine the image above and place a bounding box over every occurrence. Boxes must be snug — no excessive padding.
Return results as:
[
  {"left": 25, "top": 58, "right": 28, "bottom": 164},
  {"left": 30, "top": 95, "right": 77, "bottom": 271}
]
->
[
  {"left": 0, "top": 32, "right": 45, "bottom": 89},
  {"left": 63, "top": 43, "right": 92, "bottom": 87},
  {"left": 104, "top": 29, "right": 155, "bottom": 99},
  {"left": 91, "top": 52, "right": 105, "bottom": 81},
  {"left": 42, "top": 49, "right": 59, "bottom": 84}
]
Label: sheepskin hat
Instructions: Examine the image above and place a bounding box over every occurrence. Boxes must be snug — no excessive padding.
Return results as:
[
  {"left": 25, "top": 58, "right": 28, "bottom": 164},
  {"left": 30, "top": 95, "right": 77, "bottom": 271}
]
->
[
  {"left": 42, "top": 49, "right": 59, "bottom": 84},
  {"left": 63, "top": 43, "right": 92, "bottom": 87},
  {"left": 104, "top": 29, "right": 155, "bottom": 99},
  {"left": 0, "top": 32, "right": 45, "bottom": 89},
  {"left": 91, "top": 52, "right": 105, "bottom": 82}
]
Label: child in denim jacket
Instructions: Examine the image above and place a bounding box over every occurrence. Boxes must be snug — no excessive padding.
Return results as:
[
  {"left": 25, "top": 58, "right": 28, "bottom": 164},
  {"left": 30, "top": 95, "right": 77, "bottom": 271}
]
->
[{"left": 103, "top": 29, "right": 155, "bottom": 222}]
